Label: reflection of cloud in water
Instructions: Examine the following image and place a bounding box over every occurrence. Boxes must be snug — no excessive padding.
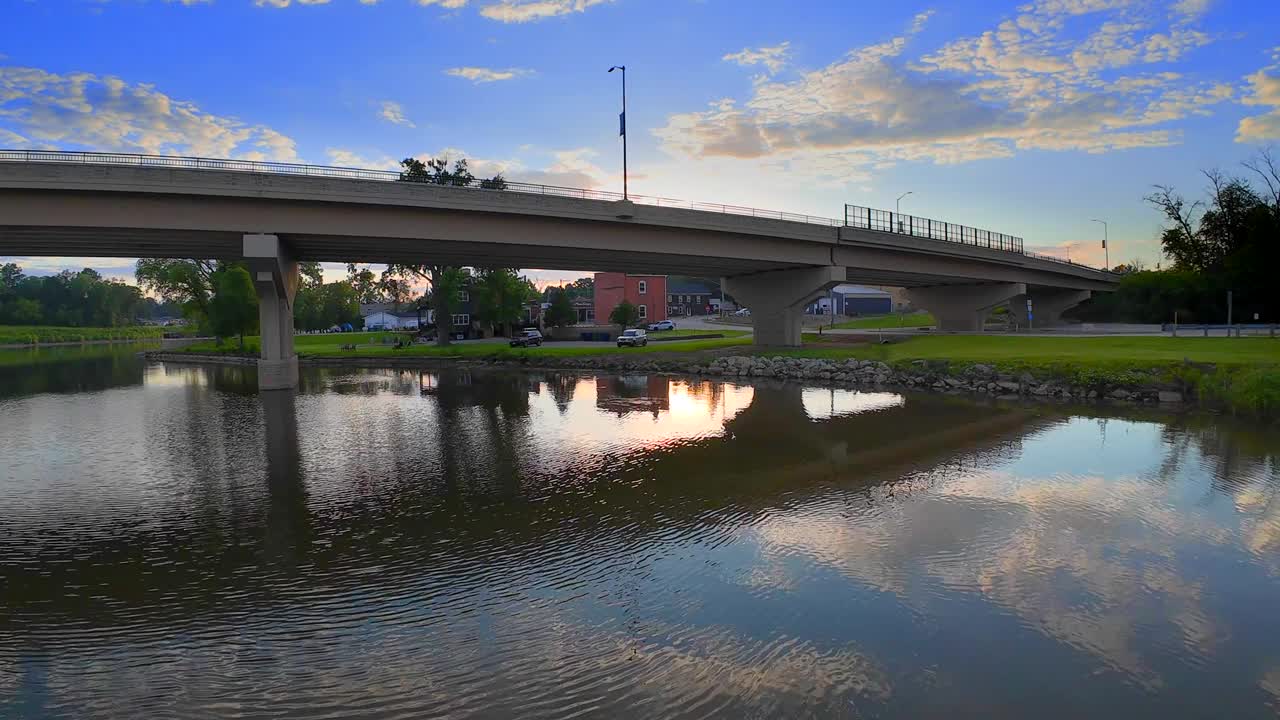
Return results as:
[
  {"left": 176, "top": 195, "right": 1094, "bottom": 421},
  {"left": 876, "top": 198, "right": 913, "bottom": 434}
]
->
[
  {"left": 24, "top": 606, "right": 892, "bottom": 719},
  {"left": 802, "top": 387, "right": 904, "bottom": 420},
  {"left": 752, "top": 417, "right": 1280, "bottom": 691}
]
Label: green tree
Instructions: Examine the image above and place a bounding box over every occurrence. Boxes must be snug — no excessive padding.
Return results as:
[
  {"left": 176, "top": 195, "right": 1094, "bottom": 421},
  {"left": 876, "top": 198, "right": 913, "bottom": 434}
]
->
[
  {"left": 136, "top": 259, "right": 218, "bottom": 328},
  {"left": 0, "top": 263, "right": 22, "bottom": 294},
  {"left": 208, "top": 266, "right": 259, "bottom": 350},
  {"left": 1144, "top": 158, "right": 1280, "bottom": 323},
  {"left": 392, "top": 154, "right": 506, "bottom": 346},
  {"left": 609, "top": 300, "right": 640, "bottom": 332},
  {"left": 345, "top": 264, "right": 384, "bottom": 304},
  {"left": 474, "top": 269, "right": 534, "bottom": 336},
  {"left": 544, "top": 288, "right": 577, "bottom": 328}
]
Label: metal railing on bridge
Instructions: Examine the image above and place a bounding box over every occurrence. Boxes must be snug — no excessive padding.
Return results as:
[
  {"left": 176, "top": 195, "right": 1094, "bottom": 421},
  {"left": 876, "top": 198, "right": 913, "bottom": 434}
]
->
[
  {"left": 844, "top": 204, "right": 1024, "bottom": 253},
  {"left": 843, "top": 204, "right": 1106, "bottom": 271}
]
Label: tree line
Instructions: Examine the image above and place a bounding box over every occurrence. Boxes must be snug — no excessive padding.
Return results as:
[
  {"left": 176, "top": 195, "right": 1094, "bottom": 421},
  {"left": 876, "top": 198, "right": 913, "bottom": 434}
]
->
[
  {"left": 0, "top": 265, "right": 173, "bottom": 327},
  {"left": 1074, "top": 149, "right": 1280, "bottom": 324}
]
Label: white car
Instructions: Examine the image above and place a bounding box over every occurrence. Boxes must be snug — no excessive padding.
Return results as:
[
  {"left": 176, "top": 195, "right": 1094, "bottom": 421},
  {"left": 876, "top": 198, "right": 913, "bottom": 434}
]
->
[
  {"left": 647, "top": 320, "right": 675, "bottom": 331},
  {"left": 734, "top": 308, "right": 751, "bottom": 317},
  {"left": 616, "top": 328, "right": 648, "bottom": 347}
]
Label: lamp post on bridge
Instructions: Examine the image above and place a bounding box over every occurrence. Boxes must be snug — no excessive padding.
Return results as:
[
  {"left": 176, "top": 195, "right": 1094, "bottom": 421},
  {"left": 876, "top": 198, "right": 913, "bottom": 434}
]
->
[
  {"left": 608, "top": 65, "right": 628, "bottom": 200},
  {"left": 896, "top": 191, "right": 913, "bottom": 233},
  {"left": 1091, "top": 218, "right": 1109, "bottom": 269}
]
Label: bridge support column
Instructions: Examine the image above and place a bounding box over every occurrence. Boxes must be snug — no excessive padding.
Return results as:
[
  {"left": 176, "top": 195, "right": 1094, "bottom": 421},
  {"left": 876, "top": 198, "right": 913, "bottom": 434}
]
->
[
  {"left": 244, "top": 234, "right": 299, "bottom": 391},
  {"left": 724, "top": 266, "right": 844, "bottom": 346},
  {"left": 906, "top": 283, "right": 1025, "bottom": 332},
  {"left": 1009, "top": 289, "right": 1091, "bottom": 328}
]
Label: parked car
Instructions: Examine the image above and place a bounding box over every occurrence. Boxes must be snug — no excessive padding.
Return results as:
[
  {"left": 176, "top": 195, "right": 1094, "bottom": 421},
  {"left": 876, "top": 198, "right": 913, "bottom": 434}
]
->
[
  {"left": 734, "top": 308, "right": 751, "bottom": 317},
  {"left": 616, "top": 328, "right": 648, "bottom": 347},
  {"left": 647, "top": 320, "right": 676, "bottom": 331},
  {"left": 510, "top": 329, "right": 544, "bottom": 348}
]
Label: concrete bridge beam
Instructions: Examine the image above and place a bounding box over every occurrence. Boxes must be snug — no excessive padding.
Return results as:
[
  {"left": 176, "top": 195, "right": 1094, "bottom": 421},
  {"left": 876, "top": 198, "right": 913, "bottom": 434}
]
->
[
  {"left": 906, "top": 282, "right": 1026, "bottom": 332},
  {"left": 724, "top": 266, "right": 845, "bottom": 346},
  {"left": 244, "top": 234, "right": 300, "bottom": 391},
  {"left": 1009, "top": 289, "right": 1091, "bottom": 328}
]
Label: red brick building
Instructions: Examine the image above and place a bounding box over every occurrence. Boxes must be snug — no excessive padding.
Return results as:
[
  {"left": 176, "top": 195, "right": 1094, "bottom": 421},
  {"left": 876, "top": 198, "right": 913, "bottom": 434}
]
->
[{"left": 593, "top": 272, "right": 667, "bottom": 326}]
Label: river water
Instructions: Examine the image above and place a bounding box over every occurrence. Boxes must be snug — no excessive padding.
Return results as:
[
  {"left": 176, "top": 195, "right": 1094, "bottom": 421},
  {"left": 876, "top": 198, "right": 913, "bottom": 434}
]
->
[{"left": 2, "top": 346, "right": 1280, "bottom": 719}]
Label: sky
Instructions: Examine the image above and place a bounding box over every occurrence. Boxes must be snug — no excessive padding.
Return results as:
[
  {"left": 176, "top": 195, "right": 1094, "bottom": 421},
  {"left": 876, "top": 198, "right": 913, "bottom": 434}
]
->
[{"left": 2, "top": 0, "right": 1279, "bottom": 287}]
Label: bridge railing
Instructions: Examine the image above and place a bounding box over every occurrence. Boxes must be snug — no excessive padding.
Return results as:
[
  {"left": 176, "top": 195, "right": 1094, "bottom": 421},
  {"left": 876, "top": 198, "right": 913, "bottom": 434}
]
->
[
  {"left": 0, "top": 149, "right": 843, "bottom": 228},
  {"left": 844, "top": 204, "right": 1024, "bottom": 253}
]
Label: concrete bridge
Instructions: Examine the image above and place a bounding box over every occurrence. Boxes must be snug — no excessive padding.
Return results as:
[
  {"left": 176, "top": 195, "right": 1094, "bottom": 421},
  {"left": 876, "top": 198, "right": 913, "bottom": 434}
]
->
[{"left": 0, "top": 151, "right": 1117, "bottom": 389}]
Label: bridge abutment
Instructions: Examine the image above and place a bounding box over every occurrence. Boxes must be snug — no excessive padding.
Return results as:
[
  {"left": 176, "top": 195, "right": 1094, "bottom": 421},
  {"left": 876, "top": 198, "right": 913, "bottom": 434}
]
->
[
  {"left": 244, "top": 234, "right": 300, "bottom": 391},
  {"left": 906, "top": 283, "right": 1026, "bottom": 332},
  {"left": 724, "top": 266, "right": 844, "bottom": 346},
  {"left": 1009, "top": 289, "right": 1091, "bottom": 328}
]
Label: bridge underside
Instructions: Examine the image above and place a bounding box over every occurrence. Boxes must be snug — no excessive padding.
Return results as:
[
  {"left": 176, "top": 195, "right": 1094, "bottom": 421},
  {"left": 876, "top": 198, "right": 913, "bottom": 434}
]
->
[{"left": 0, "top": 225, "right": 808, "bottom": 277}]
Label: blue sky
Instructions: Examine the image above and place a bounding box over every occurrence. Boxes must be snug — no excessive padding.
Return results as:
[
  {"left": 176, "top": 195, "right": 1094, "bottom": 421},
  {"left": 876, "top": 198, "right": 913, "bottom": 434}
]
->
[{"left": 3, "top": 0, "right": 1279, "bottom": 286}]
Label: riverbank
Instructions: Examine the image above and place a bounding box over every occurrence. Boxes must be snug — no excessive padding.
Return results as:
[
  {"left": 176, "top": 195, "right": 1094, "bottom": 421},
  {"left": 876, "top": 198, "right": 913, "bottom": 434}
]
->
[
  {"left": 147, "top": 333, "right": 1280, "bottom": 417},
  {"left": 0, "top": 325, "right": 167, "bottom": 348}
]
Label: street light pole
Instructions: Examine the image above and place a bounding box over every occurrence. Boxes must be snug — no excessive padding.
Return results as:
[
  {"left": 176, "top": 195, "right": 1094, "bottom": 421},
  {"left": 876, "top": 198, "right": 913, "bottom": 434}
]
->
[
  {"left": 1091, "top": 218, "right": 1109, "bottom": 269},
  {"left": 895, "top": 191, "right": 913, "bottom": 233},
  {"left": 608, "top": 65, "right": 628, "bottom": 200}
]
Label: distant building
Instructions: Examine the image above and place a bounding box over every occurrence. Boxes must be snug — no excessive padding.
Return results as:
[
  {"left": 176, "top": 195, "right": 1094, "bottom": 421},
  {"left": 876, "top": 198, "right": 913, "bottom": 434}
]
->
[
  {"left": 362, "top": 310, "right": 423, "bottom": 330},
  {"left": 571, "top": 296, "right": 595, "bottom": 325},
  {"left": 594, "top": 272, "right": 667, "bottom": 325},
  {"left": 666, "top": 280, "right": 717, "bottom": 316},
  {"left": 805, "top": 284, "right": 893, "bottom": 316}
]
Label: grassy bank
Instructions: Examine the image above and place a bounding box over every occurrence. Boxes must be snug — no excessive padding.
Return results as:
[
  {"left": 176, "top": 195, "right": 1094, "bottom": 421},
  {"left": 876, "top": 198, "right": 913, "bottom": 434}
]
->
[
  {"left": 0, "top": 325, "right": 168, "bottom": 345},
  {"left": 168, "top": 331, "right": 1280, "bottom": 416},
  {"left": 785, "top": 335, "right": 1280, "bottom": 416},
  {"left": 829, "top": 312, "right": 935, "bottom": 330}
]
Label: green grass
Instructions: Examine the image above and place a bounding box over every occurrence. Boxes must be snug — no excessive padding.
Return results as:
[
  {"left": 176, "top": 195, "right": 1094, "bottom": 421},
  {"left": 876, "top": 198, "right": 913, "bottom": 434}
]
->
[
  {"left": 781, "top": 335, "right": 1280, "bottom": 367},
  {"left": 648, "top": 328, "right": 749, "bottom": 339},
  {"left": 779, "top": 335, "right": 1280, "bottom": 417},
  {"left": 0, "top": 325, "right": 168, "bottom": 345},
  {"left": 829, "top": 312, "right": 934, "bottom": 330}
]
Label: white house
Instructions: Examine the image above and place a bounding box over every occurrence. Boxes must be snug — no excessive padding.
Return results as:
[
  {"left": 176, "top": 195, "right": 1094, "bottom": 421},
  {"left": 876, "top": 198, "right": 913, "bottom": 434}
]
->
[{"left": 362, "top": 310, "right": 422, "bottom": 330}]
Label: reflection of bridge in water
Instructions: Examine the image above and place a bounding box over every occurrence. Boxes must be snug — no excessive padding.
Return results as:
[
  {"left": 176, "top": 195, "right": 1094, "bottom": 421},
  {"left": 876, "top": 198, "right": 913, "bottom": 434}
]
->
[{"left": 1, "top": 367, "right": 1061, "bottom": 636}]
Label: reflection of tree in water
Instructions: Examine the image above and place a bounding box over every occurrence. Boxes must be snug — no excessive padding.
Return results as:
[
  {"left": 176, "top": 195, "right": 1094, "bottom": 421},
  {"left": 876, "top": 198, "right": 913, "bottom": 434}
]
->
[
  {"left": 420, "top": 369, "right": 537, "bottom": 499},
  {"left": 544, "top": 373, "right": 578, "bottom": 414},
  {"left": 0, "top": 345, "right": 149, "bottom": 398}
]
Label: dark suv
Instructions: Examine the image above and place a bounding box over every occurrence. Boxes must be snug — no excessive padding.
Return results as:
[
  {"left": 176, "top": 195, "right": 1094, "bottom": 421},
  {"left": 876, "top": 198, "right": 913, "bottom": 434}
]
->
[{"left": 510, "top": 329, "right": 544, "bottom": 348}]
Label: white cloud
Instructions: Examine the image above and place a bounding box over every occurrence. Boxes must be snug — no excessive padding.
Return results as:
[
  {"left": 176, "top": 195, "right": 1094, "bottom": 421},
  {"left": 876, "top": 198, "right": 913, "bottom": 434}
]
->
[
  {"left": 416, "top": 0, "right": 469, "bottom": 7},
  {"left": 0, "top": 127, "right": 30, "bottom": 147},
  {"left": 1172, "top": 0, "right": 1212, "bottom": 18},
  {"left": 255, "top": 0, "right": 330, "bottom": 6},
  {"left": 723, "top": 42, "right": 791, "bottom": 75},
  {"left": 1236, "top": 48, "right": 1280, "bottom": 143},
  {"left": 0, "top": 65, "right": 299, "bottom": 161},
  {"left": 378, "top": 100, "right": 415, "bottom": 127},
  {"left": 478, "top": 0, "right": 611, "bottom": 23},
  {"left": 444, "top": 66, "right": 533, "bottom": 83},
  {"left": 326, "top": 148, "right": 401, "bottom": 171},
  {"left": 657, "top": 0, "right": 1234, "bottom": 183}
]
